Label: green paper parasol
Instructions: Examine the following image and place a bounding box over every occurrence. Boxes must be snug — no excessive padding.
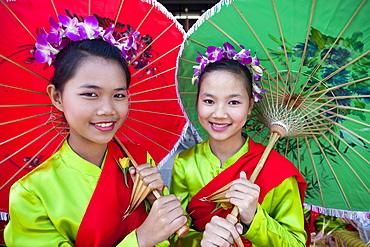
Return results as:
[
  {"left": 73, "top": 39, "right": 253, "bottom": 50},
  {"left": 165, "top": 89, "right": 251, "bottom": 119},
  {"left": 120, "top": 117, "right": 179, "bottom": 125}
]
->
[{"left": 177, "top": 0, "right": 370, "bottom": 218}]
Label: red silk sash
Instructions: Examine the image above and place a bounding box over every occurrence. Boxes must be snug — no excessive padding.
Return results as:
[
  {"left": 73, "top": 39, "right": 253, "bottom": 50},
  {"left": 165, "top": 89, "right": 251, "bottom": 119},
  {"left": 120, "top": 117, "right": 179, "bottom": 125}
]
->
[
  {"left": 187, "top": 139, "right": 307, "bottom": 246},
  {"left": 75, "top": 140, "right": 149, "bottom": 247}
]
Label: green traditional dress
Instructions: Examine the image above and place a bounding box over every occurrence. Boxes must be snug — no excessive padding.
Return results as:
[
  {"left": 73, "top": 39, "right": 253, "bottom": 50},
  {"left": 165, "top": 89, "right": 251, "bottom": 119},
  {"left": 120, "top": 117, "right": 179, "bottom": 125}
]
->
[
  {"left": 4, "top": 140, "right": 167, "bottom": 247},
  {"left": 170, "top": 137, "right": 308, "bottom": 247}
]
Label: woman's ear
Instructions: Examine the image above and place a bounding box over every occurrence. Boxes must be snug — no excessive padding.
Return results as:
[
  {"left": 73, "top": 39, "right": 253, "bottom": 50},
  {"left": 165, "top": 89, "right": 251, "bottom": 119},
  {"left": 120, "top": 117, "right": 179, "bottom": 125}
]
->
[{"left": 47, "top": 84, "right": 63, "bottom": 111}]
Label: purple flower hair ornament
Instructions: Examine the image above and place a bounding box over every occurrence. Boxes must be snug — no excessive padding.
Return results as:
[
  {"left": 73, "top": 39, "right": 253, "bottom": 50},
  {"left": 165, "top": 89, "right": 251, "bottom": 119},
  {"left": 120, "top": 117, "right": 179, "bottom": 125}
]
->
[
  {"left": 192, "top": 42, "right": 266, "bottom": 102},
  {"left": 34, "top": 15, "right": 141, "bottom": 66},
  {"left": 35, "top": 31, "right": 59, "bottom": 65}
]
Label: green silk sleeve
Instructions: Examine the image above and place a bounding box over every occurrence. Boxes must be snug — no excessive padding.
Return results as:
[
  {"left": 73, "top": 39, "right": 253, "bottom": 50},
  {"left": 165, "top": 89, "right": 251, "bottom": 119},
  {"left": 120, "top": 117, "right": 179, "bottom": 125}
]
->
[
  {"left": 4, "top": 182, "right": 75, "bottom": 246},
  {"left": 243, "top": 177, "right": 307, "bottom": 246},
  {"left": 169, "top": 153, "right": 204, "bottom": 247},
  {"left": 170, "top": 153, "right": 191, "bottom": 212},
  {"left": 116, "top": 230, "right": 139, "bottom": 247},
  {"left": 4, "top": 142, "right": 99, "bottom": 246}
]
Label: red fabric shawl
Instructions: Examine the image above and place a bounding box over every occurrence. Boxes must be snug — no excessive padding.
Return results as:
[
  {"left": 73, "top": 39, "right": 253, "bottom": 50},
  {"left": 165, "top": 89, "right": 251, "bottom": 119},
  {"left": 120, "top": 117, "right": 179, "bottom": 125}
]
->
[
  {"left": 187, "top": 139, "right": 308, "bottom": 246},
  {"left": 75, "top": 140, "right": 149, "bottom": 247}
]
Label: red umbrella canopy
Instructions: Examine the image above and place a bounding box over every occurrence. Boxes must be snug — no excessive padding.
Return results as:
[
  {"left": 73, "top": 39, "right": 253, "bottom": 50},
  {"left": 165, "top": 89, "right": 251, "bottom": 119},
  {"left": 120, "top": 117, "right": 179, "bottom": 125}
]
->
[{"left": 0, "top": 0, "right": 187, "bottom": 221}]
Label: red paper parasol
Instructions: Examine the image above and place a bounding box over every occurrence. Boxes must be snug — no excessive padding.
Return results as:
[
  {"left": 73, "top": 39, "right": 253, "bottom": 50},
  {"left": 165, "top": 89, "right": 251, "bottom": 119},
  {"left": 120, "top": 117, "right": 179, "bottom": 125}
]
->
[{"left": 0, "top": 0, "right": 187, "bottom": 224}]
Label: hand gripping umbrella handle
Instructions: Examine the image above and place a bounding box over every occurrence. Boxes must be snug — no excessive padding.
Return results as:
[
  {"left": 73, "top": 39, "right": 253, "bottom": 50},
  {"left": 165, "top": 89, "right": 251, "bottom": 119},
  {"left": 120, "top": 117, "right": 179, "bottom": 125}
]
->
[
  {"left": 226, "top": 207, "right": 244, "bottom": 247},
  {"left": 114, "top": 136, "right": 189, "bottom": 238},
  {"left": 152, "top": 190, "right": 190, "bottom": 237},
  {"left": 226, "top": 132, "right": 281, "bottom": 247}
]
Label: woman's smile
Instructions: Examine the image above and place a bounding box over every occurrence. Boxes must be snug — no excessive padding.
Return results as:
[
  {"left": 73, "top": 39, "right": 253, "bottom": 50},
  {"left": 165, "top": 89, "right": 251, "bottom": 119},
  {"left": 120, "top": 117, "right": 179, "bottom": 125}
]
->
[
  {"left": 92, "top": 121, "right": 115, "bottom": 131},
  {"left": 210, "top": 122, "right": 231, "bottom": 131}
]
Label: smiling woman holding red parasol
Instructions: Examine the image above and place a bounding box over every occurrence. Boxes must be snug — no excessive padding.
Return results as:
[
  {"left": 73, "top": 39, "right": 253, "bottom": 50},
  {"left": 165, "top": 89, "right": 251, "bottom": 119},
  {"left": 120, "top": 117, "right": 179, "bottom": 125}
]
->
[{"left": 0, "top": 0, "right": 190, "bottom": 245}]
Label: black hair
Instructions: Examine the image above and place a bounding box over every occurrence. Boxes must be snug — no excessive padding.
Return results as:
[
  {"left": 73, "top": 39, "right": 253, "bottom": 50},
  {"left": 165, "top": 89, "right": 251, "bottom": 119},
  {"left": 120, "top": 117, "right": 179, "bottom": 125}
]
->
[
  {"left": 197, "top": 59, "right": 253, "bottom": 99},
  {"left": 51, "top": 39, "right": 130, "bottom": 91}
]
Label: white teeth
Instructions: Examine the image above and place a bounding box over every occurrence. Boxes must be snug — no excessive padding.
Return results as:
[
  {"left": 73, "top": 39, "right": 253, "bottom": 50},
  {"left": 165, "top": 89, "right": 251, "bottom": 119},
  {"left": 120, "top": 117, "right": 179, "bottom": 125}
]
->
[
  {"left": 95, "top": 122, "right": 113, "bottom": 127},
  {"left": 213, "top": 123, "right": 229, "bottom": 128}
]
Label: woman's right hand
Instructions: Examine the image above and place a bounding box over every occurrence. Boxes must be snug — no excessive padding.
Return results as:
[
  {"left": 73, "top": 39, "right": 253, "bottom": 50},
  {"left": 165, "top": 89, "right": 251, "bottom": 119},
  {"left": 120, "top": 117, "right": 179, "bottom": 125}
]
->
[
  {"left": 201, "top": 216, "right": 243, "bottom": 247},
  {"left": 136, "top": 194, "right": 187, "bottom": 247}
]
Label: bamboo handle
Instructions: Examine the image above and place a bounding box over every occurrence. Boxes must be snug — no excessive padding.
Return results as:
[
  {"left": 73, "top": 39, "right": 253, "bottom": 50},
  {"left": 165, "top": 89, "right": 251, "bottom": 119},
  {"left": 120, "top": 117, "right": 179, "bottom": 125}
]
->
[
  {"left": 114, "top": 136, "right": 189, "bottom": 238},
  {"left": 249, "top": 132, "right": 280, "bottom": 183},
  {"left": 176, "top": 223, "right": 190, "bottom": 238},
  {"left": 226, "top": 207, "right": 243, "bottom": 247},
  {"left": 225, "top": 132, "right": 281, "bottom": 246}
]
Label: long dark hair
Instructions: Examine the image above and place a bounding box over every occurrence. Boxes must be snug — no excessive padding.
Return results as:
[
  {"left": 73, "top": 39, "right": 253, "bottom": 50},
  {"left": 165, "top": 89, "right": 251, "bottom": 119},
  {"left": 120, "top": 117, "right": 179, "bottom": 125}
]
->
[
  {"left": 51, "top": 39, "right": 131, "bottom": 91},
  {"left": 197, "top": 59, "right": 253, "bottom": 98}
]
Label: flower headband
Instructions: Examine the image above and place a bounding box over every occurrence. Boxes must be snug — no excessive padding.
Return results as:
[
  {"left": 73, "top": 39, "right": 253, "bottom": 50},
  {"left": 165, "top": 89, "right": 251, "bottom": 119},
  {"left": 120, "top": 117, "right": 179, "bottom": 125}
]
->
[
  {"left": 192, "top": 42, "right": 266, "bottom": 102},
  {"left": 35, "top": 15, "right": 140, "bottom": 65}
]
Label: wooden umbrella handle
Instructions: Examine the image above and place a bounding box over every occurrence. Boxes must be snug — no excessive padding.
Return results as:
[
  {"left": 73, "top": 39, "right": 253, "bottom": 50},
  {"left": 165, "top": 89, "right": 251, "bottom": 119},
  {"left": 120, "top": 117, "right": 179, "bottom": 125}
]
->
[
  {"left": 224, "top": 132, "right": 281, "bottom": 246},
  {"left": 226, "top": 208, "right": 244, "bottom": 247},
  {"left": 224, "top": 160, "right": 268, "bottom": 246},
  {"left": 224, "top": 165, "right": 259, "bottom": 247}
]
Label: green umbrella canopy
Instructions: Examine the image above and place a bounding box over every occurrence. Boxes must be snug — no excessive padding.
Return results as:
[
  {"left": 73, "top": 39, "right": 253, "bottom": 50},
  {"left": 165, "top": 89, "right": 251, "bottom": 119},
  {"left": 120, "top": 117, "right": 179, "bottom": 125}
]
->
[{"left": 177, "top": 0, "right": 370, "bottom": 219}]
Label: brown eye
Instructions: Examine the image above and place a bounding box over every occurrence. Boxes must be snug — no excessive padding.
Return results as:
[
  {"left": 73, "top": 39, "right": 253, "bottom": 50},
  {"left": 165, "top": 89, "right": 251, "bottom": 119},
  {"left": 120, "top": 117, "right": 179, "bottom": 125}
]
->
[
  {"left": 114, "top": 93, "right": 127, "bottom": 98},
  {"left": 81, "top": 93, "right": 98, "bottom": 97},
  {"left": 229, "top": 100, "right": 240, "bottom": 105},
  {"left": 204, "top": 99, "right": 214, "bottom": 104}
]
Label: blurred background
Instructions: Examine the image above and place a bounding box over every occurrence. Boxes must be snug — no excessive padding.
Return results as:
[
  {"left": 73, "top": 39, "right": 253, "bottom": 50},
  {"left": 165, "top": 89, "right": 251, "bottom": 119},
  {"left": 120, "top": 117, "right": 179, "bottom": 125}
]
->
[{"left": 158, "top": 0, "right": 218, "bottom": 31}]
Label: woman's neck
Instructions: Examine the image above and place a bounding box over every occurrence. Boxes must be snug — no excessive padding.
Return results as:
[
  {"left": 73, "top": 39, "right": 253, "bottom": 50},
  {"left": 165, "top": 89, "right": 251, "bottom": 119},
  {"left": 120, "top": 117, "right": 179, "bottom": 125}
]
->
[
  {"left": 67, "top": 137, "right": 108, "bottom": 167},
  {"left": 209, "top": 134, "right": 246, "bottom": 166}
]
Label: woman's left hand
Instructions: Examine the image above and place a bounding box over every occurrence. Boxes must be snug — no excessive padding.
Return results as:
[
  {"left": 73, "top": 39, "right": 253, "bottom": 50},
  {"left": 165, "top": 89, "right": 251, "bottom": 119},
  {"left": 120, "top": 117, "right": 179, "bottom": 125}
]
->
[
  {"left": 201, "top": 215, "right": 243, "bottom": 247},
  {"left": 129, "top": 163, "right": 164, "bottom": 204},
  {"left": 225, "top": 171, "right": 260, "bottom": 226}
]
